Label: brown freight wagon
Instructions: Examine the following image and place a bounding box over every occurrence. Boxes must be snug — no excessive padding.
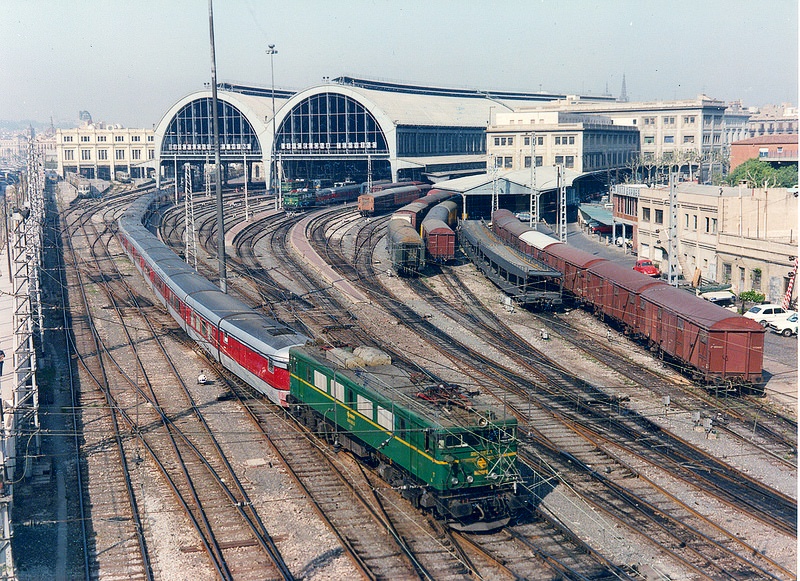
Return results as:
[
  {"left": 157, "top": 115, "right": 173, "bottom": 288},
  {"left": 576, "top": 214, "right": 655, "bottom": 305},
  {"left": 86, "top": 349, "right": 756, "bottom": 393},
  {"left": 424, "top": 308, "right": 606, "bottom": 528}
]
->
[
  {"left": 358, "top": 185, "right": 430, "bottom": 216},
  {"left": 422, "top": 201, "right": 459, "bottom": 262},
  {"left": 639, "top": 285, "right": 764, "bottom": 385},
  {"left": 584, "top": 262, "right": 665, "bottom": 332}
]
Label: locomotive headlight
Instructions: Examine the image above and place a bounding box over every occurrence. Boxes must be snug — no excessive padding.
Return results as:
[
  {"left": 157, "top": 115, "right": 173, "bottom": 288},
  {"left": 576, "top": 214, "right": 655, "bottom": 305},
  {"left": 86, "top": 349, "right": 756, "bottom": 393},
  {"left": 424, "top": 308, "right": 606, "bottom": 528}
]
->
[
  {"left": 451, "top": 477, "right": 459, "bottom": 486},
  {"left": 466, "top": 475, "right": 474, "bottom": 483}
]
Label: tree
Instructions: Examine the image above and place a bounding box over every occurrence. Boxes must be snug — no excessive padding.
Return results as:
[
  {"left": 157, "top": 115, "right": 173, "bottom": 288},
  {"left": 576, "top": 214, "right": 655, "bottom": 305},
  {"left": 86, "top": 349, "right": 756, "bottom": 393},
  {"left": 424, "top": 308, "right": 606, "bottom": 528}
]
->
[
  {"left": 738, "top": 289, "right": 766, "bottom": 314},
  {"left": 726, "top": 158, "right": 798, "bottom": 188}
]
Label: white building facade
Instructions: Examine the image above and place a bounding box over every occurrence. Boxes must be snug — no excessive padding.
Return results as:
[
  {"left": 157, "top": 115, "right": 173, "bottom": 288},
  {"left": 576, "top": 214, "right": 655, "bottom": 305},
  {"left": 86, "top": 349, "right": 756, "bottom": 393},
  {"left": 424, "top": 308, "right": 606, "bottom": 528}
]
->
[{"left": 56, "top": 126, "right": 156, "bottom": 180}]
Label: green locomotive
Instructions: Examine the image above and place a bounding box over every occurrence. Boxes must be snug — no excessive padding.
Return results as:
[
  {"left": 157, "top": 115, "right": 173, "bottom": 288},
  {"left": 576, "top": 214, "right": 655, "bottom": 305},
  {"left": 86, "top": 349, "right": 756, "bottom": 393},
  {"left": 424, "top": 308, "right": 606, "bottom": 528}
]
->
[{"left": 287, "top": 344, "right": 530, "bottom": 531}]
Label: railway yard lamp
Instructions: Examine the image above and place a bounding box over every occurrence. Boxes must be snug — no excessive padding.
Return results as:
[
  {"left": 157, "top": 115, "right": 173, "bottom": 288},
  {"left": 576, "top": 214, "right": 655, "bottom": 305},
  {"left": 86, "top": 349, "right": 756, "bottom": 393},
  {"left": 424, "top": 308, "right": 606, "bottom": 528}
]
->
[{"left": 267, "top": 44, "right": 279, "bottom": 209}]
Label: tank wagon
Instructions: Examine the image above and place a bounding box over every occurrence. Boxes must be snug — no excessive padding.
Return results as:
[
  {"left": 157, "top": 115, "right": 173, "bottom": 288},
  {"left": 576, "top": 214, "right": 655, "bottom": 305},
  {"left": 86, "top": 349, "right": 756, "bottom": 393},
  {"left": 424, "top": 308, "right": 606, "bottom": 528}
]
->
[
  {"left": 287, "top": 344, "right": 530, "bottom": 531},
  {"left": 358, "top": 184, "right": 431, "bottom": 216},
  {"left": 491, "top": 209, "right": 765, "bottom": 387},
  {"left": 386, "top": 218, "right": 426, "bottom": 275},
  {"left": 421, "top": 200, "right": 459, "bottom": 262},
  {"left": 117, "top": 191, "right": 310, "bottom": 405}
]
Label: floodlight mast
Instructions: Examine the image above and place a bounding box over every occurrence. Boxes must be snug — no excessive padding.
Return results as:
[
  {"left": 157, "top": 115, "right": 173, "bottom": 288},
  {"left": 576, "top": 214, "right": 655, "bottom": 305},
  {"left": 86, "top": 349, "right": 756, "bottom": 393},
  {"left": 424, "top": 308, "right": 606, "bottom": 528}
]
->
[{"left": 208, "top": 0, "right": 227, "bottom": 292}]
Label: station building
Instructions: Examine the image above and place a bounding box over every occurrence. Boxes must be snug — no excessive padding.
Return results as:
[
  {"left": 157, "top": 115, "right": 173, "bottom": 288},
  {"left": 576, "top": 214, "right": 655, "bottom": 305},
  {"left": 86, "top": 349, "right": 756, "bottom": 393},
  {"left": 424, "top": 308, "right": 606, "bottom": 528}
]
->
[{"left": 152, "top": 77, "right": 617, "bottom": 189}]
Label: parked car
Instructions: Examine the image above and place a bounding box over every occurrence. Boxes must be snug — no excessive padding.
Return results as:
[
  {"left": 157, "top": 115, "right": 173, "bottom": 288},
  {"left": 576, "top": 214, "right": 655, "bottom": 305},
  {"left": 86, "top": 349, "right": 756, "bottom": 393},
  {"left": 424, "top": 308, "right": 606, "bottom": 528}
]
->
[
  {"left": 515, "top": 211, "right": 531, "bottom": 222},
  {"left": 743, "top": 303, "right": 794, "bottom": 327},
  {"left": 633, "top": 259, "right": 660, "bottom": 277},
  {"left": 587, "top": 221, "right": 612, "bottom": 234},
  {"left": 769, "top": 312, "right": 798, "bottom": 337}
]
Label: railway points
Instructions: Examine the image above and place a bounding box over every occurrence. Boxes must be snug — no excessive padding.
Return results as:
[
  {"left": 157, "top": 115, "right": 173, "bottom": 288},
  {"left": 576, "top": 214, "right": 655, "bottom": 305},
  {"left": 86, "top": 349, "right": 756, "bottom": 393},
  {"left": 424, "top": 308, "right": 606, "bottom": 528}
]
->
[{"left": 3, "top": 180, "right": 795, "bottom": 579}]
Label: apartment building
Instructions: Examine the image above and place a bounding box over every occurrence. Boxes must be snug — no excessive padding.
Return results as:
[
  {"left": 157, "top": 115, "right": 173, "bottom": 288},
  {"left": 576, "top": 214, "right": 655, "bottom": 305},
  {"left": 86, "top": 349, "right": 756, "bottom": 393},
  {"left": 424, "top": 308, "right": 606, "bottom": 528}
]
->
[
  {"left": 621, "top": 182, "right": 797, "bottom": 304},
  {"left": 486, "top": 110, "right": 639, "bottom": 174},
  {"left": 56, "top": 125, "right": 156, "bottom": 180}
]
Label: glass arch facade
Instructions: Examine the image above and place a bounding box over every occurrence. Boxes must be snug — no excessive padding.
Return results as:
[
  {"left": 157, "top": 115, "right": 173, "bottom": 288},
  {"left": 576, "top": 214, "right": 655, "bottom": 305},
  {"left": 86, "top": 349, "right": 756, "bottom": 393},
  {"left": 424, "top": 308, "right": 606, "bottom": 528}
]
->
[
  {"left": 161, "top": 98, "right": 261, "bottom": 156},
  {"left": 276, "top": 93, "right": 388, "bottom": 155}
]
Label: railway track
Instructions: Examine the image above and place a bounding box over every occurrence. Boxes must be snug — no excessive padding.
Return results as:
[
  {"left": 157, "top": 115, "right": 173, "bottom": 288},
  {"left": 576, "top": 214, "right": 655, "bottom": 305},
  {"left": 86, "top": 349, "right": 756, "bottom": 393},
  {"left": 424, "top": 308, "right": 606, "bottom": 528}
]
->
[
  {"left": 63, "top": 192, "right": 297, "bottom": 579},
  {"left": 300, "top": 209, "right": 796, "bottom": 579}
]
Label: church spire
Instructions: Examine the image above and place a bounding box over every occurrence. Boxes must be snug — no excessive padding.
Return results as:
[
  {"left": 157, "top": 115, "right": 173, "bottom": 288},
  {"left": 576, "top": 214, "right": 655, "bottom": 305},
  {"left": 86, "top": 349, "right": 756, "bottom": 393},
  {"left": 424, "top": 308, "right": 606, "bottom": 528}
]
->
[{"left": 619, "top": 74, "right": 628, "bottom": 102}]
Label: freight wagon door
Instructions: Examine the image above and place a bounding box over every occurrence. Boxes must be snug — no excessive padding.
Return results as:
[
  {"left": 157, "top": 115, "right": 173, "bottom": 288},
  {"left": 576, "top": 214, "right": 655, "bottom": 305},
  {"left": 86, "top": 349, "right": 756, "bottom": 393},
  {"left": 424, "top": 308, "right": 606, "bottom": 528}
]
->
[{"left": 722, "top": 332, "right": 749, "bottom": 376}]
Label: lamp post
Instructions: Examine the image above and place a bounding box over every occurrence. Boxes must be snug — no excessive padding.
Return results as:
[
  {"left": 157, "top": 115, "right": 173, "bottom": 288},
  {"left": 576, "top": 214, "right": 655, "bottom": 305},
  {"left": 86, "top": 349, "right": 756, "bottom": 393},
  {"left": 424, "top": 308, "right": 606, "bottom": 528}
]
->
[{"left": 267, "top": 44, "right": 279, "bottom": 209}]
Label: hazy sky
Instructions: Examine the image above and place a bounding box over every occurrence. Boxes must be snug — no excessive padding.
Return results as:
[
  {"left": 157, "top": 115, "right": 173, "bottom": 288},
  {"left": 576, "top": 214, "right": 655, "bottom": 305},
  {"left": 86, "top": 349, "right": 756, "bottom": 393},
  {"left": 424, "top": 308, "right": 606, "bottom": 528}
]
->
[{"left": 2, "top": 0, "right": 797, "bottom": 128}]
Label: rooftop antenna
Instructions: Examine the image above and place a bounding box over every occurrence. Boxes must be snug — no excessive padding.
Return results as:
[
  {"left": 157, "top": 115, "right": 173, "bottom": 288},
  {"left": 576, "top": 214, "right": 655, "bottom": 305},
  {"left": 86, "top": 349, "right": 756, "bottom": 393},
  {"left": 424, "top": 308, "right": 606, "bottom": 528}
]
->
[{"left": 208, "top": 0, "right": 227, "bottom": 292}]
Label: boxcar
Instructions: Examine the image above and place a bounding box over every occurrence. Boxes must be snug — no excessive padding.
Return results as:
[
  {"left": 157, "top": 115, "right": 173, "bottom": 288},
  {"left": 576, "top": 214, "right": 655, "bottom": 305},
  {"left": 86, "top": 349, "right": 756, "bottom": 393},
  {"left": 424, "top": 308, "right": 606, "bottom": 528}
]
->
[
  {"left": 584, "top": 261, "right": 665, "bottom": 330},
  {"left": 639, "top": 285, "right": 764, "bottom": 384},
  {"left": 393, "top": 201, "right": 430, "bottom": 229},
  {"left": 386, "top": 218, "right": 425, "bottom": 275},
  {"left": 422, "top": 201, "right": 459, "bottom": 263},
  {"left": 358, "top": 185, "right": 430, "bottom": 216}
]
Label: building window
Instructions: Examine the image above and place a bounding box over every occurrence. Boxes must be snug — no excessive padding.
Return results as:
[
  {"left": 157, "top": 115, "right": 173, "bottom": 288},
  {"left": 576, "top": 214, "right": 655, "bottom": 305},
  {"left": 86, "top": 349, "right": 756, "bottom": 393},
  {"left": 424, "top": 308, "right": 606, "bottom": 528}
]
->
[
  {"left": 723, "top": 263, "right": 732, "bottom": 283},
  {"left": 494, "top": 156, "right": 502, "bottom": 168},
  {"left": 664, "top": 116, "right": 675, "bottom": 125},
  {"left": 507, "top": 137, "right": 513, "bottom": 146},
  {"left": 752, "top": 269, "right": 762, "bottom": 291},
  {"left": 711, "top": 218, "right": 717, "bottom": 233},
  {"left": 132, "top": 149, "right": 141, "bottom": 160},
  {"left": 147, "top": 135, "right": 154, "bottom": 142},
  {"left": 555, "top": 136, "right": 561, "bottom": 145},
  {"left": 523, "top": 136, "right": 530, "bottom": 146},
  {"left": 535, "top": 156, "right": 543, "bottom": 167},
  {"left": 705, "top": 217, "right": 710, "bottom": 232},
  {"left": 131, "top": 135, "right": 141, "bottom": 142},
  {"left": 693, "top": 215, "right": 698, "bottom": 230},
  {"left": 537, "top": 136, "right": 544, "bottom": 146},
  {"left": 739, "top": 267, "right": 745, "bottom": 289},
  {"left": 565, "top": 155, "right": 574, "bottom": 168},
  {"left": 524, "top": 156, "right": 531, "bottom": 168},
  {"left": 555, "top": 155, "right": 564, "bottom": 164},
  {"left": 685, "top": 213, "right": 689, "bottom": 227},
  {"left": 98, "top": 149, "right": 108, "bottom": 160},
  {"left": 115, "top": 149, "right": 125, "bottom": 160},
  {"left": 63, "top": 136, "right": 73, "bottom": 142},
  {"left": 655, "top": 209, "right": 663, "bottom": 224},
  {"left": 148, "top": 149, "right": 155, "bottom": 159},
  {"left": 81, "top": 149, "right": 91, "bottom": 161},
  {"left": 643, "top": 117, "right": 656, "bottom": 125},
  {"left": 500, "top": 137, "right": 507, "bottom": 146},
  {"left": 115, "top": 136, "right": 124, "bottom": 142},
  {"left": 683, "top": 116, "right": 696, "bottom": 124},
  {"left": 97, "top": 136, "right": 107, "bottom": 142},
  {"left": 568, "top": 136, "right": 575, "bottom": 145},
  {"left": 80, "top": 136, "right": 90, "bottom": 142},
  {"left": 683, "top": 135, "right": 695, "bottom": 143},
  {"left": 664, "top": 135, "right": 674, "bottom": 144},
  {"left": 494, "top": 138, "right": 500, "bottom": 146},
  {"left": 642, "top": 207, "right": 651, "bottom": 221},
  {"left": 504, "top": 157, "right": 512, "bottom": 168},
  {"left": 64, "top": 149, "right": 74, "bottom": 160},
  {"left": 644, "top": 136, "right": 655, "bottom": 144}
]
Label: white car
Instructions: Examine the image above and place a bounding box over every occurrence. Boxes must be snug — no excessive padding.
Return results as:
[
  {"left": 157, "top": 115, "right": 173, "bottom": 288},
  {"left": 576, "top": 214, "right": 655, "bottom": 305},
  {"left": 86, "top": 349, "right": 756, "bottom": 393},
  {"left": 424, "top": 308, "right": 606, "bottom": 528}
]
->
[
  {"left": 769, "top": 312, "right": 798, "bottom": 337},
  {"left": 743, "top": 304, "right": 794, "bottom": 327}
]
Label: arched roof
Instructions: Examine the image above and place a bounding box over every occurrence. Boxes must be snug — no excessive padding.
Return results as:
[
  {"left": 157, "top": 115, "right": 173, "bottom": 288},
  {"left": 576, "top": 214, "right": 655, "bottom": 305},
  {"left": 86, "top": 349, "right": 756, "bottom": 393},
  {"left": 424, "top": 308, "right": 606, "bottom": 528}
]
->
[{"left": 153, "top": 89, "right": 293, "bottom": 164}]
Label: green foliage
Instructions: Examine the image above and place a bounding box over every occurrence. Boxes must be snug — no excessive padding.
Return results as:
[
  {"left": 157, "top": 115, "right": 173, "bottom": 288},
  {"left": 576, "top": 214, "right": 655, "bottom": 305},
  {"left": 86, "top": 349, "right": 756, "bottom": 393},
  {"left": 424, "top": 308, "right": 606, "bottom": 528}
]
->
[
  {"left": 739, "top": 290, "right": 765, "bottom": 304},
  {"left": 727, "top": 159, "right": 798, "bottom": 188}
]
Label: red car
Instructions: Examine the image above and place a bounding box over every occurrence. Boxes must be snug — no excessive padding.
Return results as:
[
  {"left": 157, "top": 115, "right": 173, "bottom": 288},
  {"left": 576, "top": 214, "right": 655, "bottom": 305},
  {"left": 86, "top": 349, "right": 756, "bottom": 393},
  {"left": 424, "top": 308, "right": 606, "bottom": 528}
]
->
[{"left": 633, "top": 259, "right": 660, "bottom": 277}]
